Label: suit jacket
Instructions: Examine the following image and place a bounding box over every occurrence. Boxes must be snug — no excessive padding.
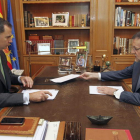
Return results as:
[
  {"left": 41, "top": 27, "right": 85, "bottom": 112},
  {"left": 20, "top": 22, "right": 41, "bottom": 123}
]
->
[
  {"left": 101, "top": 61, "right": 140, "bottom": 106},
  {"left": 0, "top": 50, "right": 23, "bottom": 108}
]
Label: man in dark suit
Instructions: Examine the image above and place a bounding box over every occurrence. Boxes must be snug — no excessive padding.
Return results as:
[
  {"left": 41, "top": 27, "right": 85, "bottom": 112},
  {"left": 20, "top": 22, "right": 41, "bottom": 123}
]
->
[
  {"left": 0, "top": 18, "right": 51, "bottom": 108},
  {"left": 80, "top": 32, "right": 140, "bottom": 106}
]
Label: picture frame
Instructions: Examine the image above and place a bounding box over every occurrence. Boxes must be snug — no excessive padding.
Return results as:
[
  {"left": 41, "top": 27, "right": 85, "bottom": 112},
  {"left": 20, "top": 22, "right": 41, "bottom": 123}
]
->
[
  {"left": 34, "top": 17, "right": 49, "bottom": 27},
  {"left": 76, "top": 52, "right": 87, "bottom": 68},
  {"left": 37, "top": 43, "right": 51, "bottom": 55},
  {"left": 59, "top": 57, "right": 72, "bottom": 67},
  {"left": 52, "top": 12, "right": 69, "bottom": 27},
  {"left": 68, "top": 39, "right": 79, "bottom": 54}
]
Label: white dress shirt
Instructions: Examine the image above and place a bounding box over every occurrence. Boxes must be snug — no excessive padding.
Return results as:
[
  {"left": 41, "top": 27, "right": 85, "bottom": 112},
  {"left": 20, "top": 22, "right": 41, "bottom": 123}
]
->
[
  {"left": 18, "top": 76, "right": 30, "bottom": 105},
  {"left": 98, "top": 73, "right": 121, "bottom": 99}
]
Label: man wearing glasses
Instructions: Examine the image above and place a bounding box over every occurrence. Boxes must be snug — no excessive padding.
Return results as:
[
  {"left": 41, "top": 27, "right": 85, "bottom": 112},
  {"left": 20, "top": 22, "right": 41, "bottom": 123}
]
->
[{"left": 80, "top": 32, "right": 140, "bottom": 106}]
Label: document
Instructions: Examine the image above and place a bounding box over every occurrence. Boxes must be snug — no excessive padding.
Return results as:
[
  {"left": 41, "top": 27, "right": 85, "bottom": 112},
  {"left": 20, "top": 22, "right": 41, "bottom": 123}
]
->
[
  {"left": 89, "top": 86, "right": 124, "bottom": 95},
  {"left": 22, "top": 89, "right": 59, "bottom": 100},
  {"left": 50, "top": 74, "right": 80, "bottom": 83},
  {"left": 45, "top": 121, "right": 60, "bottom": 140}
]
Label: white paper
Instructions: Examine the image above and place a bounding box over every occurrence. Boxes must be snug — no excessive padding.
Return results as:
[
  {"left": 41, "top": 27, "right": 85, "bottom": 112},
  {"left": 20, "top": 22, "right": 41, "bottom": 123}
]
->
[
  {"left": 0, "top": 121, "right": 47, "bottom": 140},
  {"left": 45, "top": 121, "right": 60, "bottom": 140},
  {"left": 22, "top": 89, "right": 59, "bottom": 100},
  {"left": 50, "top": 74, "right": 80, "bottom": 83},
  {"left": 89, "top": 86, "right": 124, "bottom": 95}
]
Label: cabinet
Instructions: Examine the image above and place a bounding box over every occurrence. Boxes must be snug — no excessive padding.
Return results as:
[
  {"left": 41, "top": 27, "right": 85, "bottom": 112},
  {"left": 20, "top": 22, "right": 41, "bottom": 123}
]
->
[{"left": 18, "top": 0, "right": 93, "bottom": 75}]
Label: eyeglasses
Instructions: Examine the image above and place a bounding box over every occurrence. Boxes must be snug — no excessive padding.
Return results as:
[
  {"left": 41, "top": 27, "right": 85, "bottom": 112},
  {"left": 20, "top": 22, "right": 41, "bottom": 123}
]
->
[{"left": 132, "top": 46, "right": 140, "bottom": 52}]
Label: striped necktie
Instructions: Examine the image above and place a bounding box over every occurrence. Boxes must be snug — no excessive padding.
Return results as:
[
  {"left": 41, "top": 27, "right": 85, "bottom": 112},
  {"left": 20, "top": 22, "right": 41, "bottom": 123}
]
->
[{"left": 0, "top": 55, "right": 5, "bottom": 81}]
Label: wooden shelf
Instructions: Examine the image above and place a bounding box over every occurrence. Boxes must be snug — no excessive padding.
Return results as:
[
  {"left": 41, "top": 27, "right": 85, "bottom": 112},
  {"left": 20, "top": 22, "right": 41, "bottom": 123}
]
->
[
  {"left": 23, "top": 0, "right": 90, "bottom": 4},
  {"left": 115, "top": 2, "right": 140, "bottom": 5},
  {"left": 111, "top": 54, "right": 134, "bottom": 57},
  {"left": 114, "top": 27, "right": 140, "bottom": 29},
  {"left": 25, "top": 27, "right": 90, "bottom": 30}
]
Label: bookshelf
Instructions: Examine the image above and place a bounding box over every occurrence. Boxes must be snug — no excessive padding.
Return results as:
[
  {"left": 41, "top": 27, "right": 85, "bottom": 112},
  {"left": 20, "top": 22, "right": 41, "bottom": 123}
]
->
[
  {"left": 18, "top": 0, "right": 91, "bottom": 75},
  {"left": 1, "top": 0, "right": 115, "bottom": 76},
  {"left": 111, "top": 1, "right": 140, "bottom": 83}
]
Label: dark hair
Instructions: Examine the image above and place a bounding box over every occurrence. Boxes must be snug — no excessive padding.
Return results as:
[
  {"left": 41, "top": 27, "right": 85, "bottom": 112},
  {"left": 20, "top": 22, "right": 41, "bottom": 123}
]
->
[
  {"left": 0, "top": 18, "right": 12, "bottom": 33},
  {"left": 132, "top": 32, "right": 140, "bottom": 39}
]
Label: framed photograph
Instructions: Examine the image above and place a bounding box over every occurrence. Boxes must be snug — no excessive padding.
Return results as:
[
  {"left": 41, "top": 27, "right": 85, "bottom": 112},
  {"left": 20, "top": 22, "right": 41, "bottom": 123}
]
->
[
  {"left": 76, "top": 52, "right": 87, "bottom": 68},
  {"left": 52, "top": 12, "right": 69, "bottom": 27},
  {"left": 34, "top": 17, "right": 49, "bottom": 27},
  {"left": 37, "top": 43, "right": 51, "bottom": 55},
  {"left": 59, "top": 57, "right": 72, "bottom": 67},
  {"left": 68, "top": 39, "right": 79, "bottom": 54}
]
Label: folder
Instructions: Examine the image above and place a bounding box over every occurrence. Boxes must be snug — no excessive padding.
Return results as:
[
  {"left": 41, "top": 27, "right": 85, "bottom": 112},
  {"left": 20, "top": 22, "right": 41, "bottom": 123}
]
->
[{"left": 0, "top": 116, "right": 40, "bottom": 136}]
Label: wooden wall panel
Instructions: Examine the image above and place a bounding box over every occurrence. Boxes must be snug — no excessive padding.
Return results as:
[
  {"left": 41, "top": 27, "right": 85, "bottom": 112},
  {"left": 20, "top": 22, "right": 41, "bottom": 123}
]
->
[{"left": 92, "top": 0, "right": 114, "bottom": 65}]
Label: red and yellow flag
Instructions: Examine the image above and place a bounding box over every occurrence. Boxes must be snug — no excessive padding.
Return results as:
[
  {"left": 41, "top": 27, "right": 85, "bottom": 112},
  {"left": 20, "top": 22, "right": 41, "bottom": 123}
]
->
[
  {"left": 0, "top": 1, "right": 12, "bottom": 70},
  {"left": 0, "top": 1, "right": 3, "bottom": 18}
]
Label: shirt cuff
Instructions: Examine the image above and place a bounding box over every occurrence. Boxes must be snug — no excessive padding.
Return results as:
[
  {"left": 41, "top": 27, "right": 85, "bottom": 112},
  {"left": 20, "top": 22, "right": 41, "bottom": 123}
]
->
[
  {"left": 114, "top": 90, "right": 122, "bottom": 99},
  {"left": 18, "top": 76, "right": 22, "bottom": 83},
  {"left": 98, "top": 73, "right": 101, "bottom": 80},
  {"left": 23, "top": 92, "right": 30, "bottom": 105}
]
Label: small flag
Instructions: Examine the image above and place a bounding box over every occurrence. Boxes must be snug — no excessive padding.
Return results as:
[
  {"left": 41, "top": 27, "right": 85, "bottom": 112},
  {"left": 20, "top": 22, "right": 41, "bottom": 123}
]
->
[
  {"left": 0, "top": 1, "right": 13, "bottom": 69},
  {"left": 7, "top": 0, "right": 20, "bottom": 69}
]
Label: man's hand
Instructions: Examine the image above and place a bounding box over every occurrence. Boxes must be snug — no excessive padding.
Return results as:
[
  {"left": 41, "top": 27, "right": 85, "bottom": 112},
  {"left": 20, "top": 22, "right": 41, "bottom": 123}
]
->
[
  {"left": 20, "top": 76, "right": 33, "bottom": 88},
  {"left": 97, "top": 86, "right": 117, "bottom": 96},
  {"left": 29, "top": 91, "right": 52, "bottom": 102},
  {"left": 79, "top": 72, "right": 99, "bottom": 80}
]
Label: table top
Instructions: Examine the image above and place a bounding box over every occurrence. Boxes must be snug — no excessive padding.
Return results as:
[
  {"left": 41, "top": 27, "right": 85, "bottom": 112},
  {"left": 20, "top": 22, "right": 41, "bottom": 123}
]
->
[{"left": 6, "top": 66, "right": 140, "bottom": 140}]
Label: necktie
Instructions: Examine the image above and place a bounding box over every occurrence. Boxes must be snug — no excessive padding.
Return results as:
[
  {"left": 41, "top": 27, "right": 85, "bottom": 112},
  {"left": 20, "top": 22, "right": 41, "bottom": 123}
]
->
[{"left": 0, "top": 55, "right": 6, "bottom": 81}]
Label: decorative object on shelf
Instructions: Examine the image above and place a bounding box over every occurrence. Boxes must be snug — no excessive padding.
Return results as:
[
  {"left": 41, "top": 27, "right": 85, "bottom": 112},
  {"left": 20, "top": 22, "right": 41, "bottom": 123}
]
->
[
  {"left": 101, "top": 54, "right": 107, "bottom": 70},
  {"left": 54, "top": 35, "right": 64, "bottom": 40},
  {"left": 37, "top": 43, "right": 51, "bottom": 55},
  {"left": 34, "top": 17, "right": 49, "bottom": 27},
  {"left": 25, "top": 40, "right": 36, "bottom": 52},
  {"left": 25, "top": 39, "right": 54, "bottom": 54},
  {"left": 88, "top": 55, "right": 93, "bottom": 71},
  {"left": 58, "top": 57, "right": 72, "bottom": 72},
  {"left": 87, "top": 115, "right": 113, "bottom": 125},
  {"left": 68, "top": 39, "right": 79, "bottom": 54},
  {"left": 52, "top": 12, "right": 69, "bottom": 27},
  {"left": 93, "top": 60, "right": 100, "bottom": 72},
  {"left": 76, "top": 51, "right": 87, "bottom": 68},
  {"left": 29, "top": 34, "right": 39, "bottom": 40}
]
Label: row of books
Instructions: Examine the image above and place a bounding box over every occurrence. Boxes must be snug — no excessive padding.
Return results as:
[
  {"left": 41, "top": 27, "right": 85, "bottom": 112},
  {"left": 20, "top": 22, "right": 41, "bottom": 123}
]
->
[
  {"left": 69, "top": 14, "right": 90, "bottom": 27},
  {"left": 113, "top": 36, "right": 133, "bottom": 54},
  {"left": 24, "top": 11, "right": 90, "bottom": 28},
  {"left": 115, "top": 7, "right": 140, "bottom": 27},
  {"left": 26, "top": 39, "right": 90, "bottom": 55}
]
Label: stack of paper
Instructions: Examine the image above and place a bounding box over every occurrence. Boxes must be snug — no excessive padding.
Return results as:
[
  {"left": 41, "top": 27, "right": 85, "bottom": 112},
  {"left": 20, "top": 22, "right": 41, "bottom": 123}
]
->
[
  {"left": 22, "top": 89, "right": 59, "bottom": 100},
  {"left": 50, "top": 74, "right": 80, "bottom": 83},
  {"left": 0, "top": 120, "right": 48, "bottom": 140},
  {"left": 89, "top": 86, "right": 124, "bottom": 95}
]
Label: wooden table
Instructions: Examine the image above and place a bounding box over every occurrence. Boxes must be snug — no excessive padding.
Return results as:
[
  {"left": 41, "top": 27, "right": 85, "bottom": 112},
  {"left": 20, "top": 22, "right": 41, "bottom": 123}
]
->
[{"left": 4, "top": 66, "right": 140, "bottom": 140}]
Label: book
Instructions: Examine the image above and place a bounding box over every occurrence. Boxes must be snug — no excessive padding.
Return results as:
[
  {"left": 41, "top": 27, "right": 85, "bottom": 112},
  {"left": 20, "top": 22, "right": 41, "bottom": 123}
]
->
[
  {"left": 0, "top": 116, "right": 40, "bottom": 136},
  {"left": 85, "top": 128, "right": 133, "bottom": 140},
  {"left": 54, "top": 40, "right": 64, "bottom": 54}
]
